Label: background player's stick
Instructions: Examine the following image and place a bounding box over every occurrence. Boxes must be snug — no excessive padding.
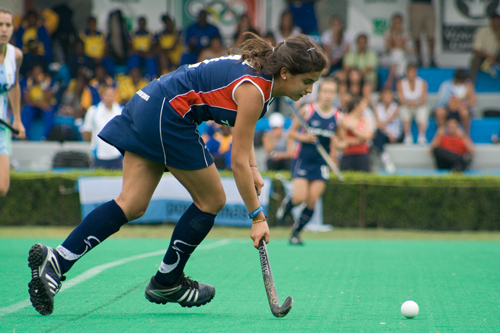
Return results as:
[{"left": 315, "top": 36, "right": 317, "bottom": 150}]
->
[
  {"left": 0, "top": 118, "right": 19, "bottom": 135},
  {"left": 258, "top": 237, "right": 293, "bottom": 318},
  {"left": 284, "top": 98, "right": 344, "bottom": 182}
]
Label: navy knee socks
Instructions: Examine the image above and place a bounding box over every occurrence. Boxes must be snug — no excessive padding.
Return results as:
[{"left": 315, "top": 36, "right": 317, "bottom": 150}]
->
[
  {"left": 56, "top": 200, "right": 128, "bottom": 273},
  {"left": 293, "top": 208, "right": 315, "bottom": 235},
  {"left": 155, "top": 203, "right": 216, "bottom": 286}
]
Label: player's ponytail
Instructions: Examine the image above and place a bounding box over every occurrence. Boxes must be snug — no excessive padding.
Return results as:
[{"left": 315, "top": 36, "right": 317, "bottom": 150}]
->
[{"left": 240, "top": 32, "right": 328, "bottom": 78}]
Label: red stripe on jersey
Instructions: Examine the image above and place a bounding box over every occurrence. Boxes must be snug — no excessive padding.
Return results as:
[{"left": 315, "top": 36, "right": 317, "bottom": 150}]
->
[{"left": 170, "top": 76, "right": 272, "bottom": 117}]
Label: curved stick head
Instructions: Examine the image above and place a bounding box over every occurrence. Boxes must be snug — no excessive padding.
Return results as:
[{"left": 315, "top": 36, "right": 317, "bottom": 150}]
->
[{"left": 272, "top": 296, "right": 293, "bottom": 318}]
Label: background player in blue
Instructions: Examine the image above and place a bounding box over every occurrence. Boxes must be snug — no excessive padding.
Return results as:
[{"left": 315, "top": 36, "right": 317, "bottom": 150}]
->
[
  {"left": 0, "top": 8, "right": 25, "bottom": 197},
  {"left": 276, "top": 78, "right": 341, "bottom": 245},
  {"left": 27, "top": 32, "right": 328, "bottom": 315}
]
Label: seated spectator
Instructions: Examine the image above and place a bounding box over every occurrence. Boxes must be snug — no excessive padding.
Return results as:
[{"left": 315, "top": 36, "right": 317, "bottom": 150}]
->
[
  {"left": 346, "top": 67, "right": 364, "bottom": 98},
  {"left": 384, "top": 13, "right": 411, "bottom": 89},
  {"left": 373, "top": 88, "right": 402, "bottom": 173},
  {"left": 89, "top": 64, "right": 116, "bottom": 100},
  {"left": 156, "top": 14, "right": 182, "bottom": 73},
  {"left": 335, "top": 95, "right": 374, "bottom": 172},
  {"left": 343, "top": 33, "right": 378, "bottom": 86},
  {"left": 469, "top": 14, "right": 500, "bottom": 83},
  {"left": 263, "top": 31, "right": 277, "bottom": 46},
  {"left": 232, "top": 13, "right": 259, "bottom": 52},
  {"left": 60, "top": 67, "right": 99, "bottom": 119},
  {"left": 80, "top": 16, "right": 114, "bottom": 75},
  {"left": 116, "top": 67, "right": 149, "bottom": 105},
  {"left": 127, "top": 16, "right": 158, "bottom": 79},
  {"left": 262, "top": 112, "right": 292, "bottom": 171},
  {"left": 181, "top": 9, "right": 221, "bottom": 65},
  {"left": 397, "top": 63, "right": 429, "bottom": 144},
  {"left": 198, "top": 35, "right": 227, "bottom": 62},
  {"left": 21, "top": 64, "right": 57, "bottom": 140},
  {"left": 80, "top": 85, "right": 123, "bottom": 170},
  {"left": 273, "top": 9, "right": 301, "bottom": 44},
  {"left": 435, "top": 69, "right": 476, "bottom": 136},
  {"left": 321, "top": 15, "right": 351, "bottom": 76},
  {"left": 68, "top": 39, "right": 94, "bottom": 79},
  {"left": 16, "top": 10, "right": 52, "bottom": 64},
  {"left": 287, "top": 0, "right": 319, "bottom": 36},
  {"left": 19, "top": 39, "right": 48, "bottom": 79},
  {"left": 429, "top": 117, "right": 475, "bottom": 172},
  {"left": 202, "top": 121, "right": 232, "bottom": 170}
]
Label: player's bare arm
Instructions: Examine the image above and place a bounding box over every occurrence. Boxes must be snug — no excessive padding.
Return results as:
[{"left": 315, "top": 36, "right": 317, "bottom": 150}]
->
[{"left": 233, "top": 81, "right": 269, "bottom": 248}]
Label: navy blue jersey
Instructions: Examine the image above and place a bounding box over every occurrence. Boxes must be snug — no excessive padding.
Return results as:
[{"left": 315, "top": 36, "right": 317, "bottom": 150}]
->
[
  {"left": 157, "top": 55, "right": 273, "bottom": 126},
  {"left": 292, "top": 103, "right": 341, "bottom": 164},
  {"left": 99, "top": 55, "right": 273, "bottom": 170}
]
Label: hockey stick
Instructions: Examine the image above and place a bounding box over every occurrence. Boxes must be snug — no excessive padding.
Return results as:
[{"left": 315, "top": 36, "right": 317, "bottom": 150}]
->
[
  {"left": 0, "top": 118, "right": 19, "bottom": 135},
  {"left": 259, "top": 237, "right": 293, "bottom": 318},
  {"left": 284, "top": 98, "right": 344, "bottom": 182}
]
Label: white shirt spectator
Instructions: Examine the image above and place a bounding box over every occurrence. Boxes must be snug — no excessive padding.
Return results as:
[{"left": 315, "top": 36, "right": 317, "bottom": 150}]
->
[{"left": 81, "top": 101, "right": 122, "bottom": 160}]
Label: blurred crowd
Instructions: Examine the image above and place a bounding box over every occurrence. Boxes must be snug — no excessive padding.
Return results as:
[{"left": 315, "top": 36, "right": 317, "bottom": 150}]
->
[{"left": 7, "top": 1, "right": 500, "bottom": 172}]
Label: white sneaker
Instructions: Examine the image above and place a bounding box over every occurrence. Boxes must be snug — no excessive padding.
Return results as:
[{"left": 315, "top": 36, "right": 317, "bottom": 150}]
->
[
  {"left": 381, "top": 152, "right": 396, "bottom": 174},
  {"left": 417, "top": 135, "right": 427, "bottom": 145},
  {"left": 404, "top": 134, "right": 413, "bottom": 145}
]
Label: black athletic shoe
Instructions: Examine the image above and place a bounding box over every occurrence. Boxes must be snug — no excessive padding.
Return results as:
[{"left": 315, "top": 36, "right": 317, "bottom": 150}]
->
[
  {"left": 289, "top": 234, "right": 304, "bottom": 245},
  {"left": 28, "top": 244, "right": 66, "bottom": 315},
  {"left": 145, "top": 273, "right": 215, "bottom": 308}
]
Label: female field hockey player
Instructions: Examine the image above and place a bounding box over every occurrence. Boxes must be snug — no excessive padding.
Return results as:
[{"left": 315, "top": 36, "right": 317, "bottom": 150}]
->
[
  {"left": 275, "top": 78, "right": 341, "bottom": 245},
  {"left": 0, "top": 8, "right": 25, "bottom": 197},
  {"left": 27, "top": 32, "right": 328, "bottom": 315}
]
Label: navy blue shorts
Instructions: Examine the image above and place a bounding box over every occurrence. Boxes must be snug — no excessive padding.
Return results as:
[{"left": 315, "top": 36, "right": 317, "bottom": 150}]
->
[
  {"left": 99, "top": 80, "right": 214, "bottom": 170},
  {"left": 291, "top": 158, "right": 329, "bottom": 181}
]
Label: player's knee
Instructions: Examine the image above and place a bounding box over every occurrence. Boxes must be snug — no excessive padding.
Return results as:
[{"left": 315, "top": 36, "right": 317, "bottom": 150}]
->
[
  {"left": 197, "top": 192, "right": 226, "bottom": 215},
  {"left": 0, "top": 188, "right": 8, "bottom": 197}
]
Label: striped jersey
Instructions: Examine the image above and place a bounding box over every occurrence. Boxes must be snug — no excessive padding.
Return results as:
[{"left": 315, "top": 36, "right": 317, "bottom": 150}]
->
[
  {"left": 293, "top": 103, "right": 341, "bottom": 162},
  {"left": 156, "top": 55, "right": 274, "bottom": 126},
  {"left": 0, "top": 44, "right": 17, "bottom": 120}
]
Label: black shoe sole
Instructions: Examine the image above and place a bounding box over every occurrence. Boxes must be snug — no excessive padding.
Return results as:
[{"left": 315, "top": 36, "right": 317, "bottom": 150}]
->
[
  {"left": 145, "top": 290, "right": 215, "bottom": 308},
  {"left": 28, "top": 244, "right": 54, "bottom": 316}
]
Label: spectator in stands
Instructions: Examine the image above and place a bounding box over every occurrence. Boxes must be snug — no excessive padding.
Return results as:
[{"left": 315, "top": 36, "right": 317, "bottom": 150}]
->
[
  {"left": 287, "top": 0, "right": 319, "bottom": 36},
  {"left": 21, "top": 64, "right": 57, "bottom": 140},
  {"left": 198, "top": 35, "right": 227, "bottom": 62},
  {"left": 16, "top": 10, "right": 52, "bottom": 64},
  {"left": 80, "top": 16, "right": 113, "bottom": 74},
  {"left": 264, "top": 31, "right": 277, "bottom": 46},
  {"left": 373, "top": 88, "right": 401, "bottom": 173},
  {"left": 89, "top": 64, "right": 116, "bottom": 100},
  {"left": 19, "top": 39, "right": 47, "bottom": 79},
  {"left": 127, "top": 16, "right": 157, "bottom": 79},
  {"left": 60, "top": 67, "right": 98, "bottom": 120},
  {"left": 409, "top": 0, "right": 436, "bottom": 67},
  {"left": 262, "top": 112, "right": 292, "bottom": 171},
  {"left": 81, "top": 85, "right": 123, "bottom": 170},
  {"left": 343, "top": 33, "right": 378, "bottom": 86},
  {"left": 116, "top": 67, "right": 149, "bottom": 105},
  {"left": 156, "top": 14, "right": 182, "bottom": 74},
  {"left": 384, "top": 13, "right": 411, "bottom": 89},
  {"left": 435, "top": 69, "right": 476, "bottom": 136},
  {"left": 273, "top": 9, "right": 301, "bottom": 44},
  {"left": 397, "top": 63, "right": 429, "bottom": 144},
  {"left": 470, "top": 14, "right": 500, "bottom": 83},
  {"left": 321, "top": 15, "right": 351, "bottom": 76},
  {"left": 68, "top": 39, "right": 94, "bottom": 79},
  {"left": 232, "top": 13, "right": 259, "bottom": 52},
  {"left": 336, "top": 95, "right": 374, "bottom": 172},
  {"left": 202, "top": 122, "right": 233, "bottom": 170},
  {"left": 346, "top": 67, "right": 364, "bottom": 97},
  {"left": 429, "top": 117, "right": 475, "bottom": 172},
  {"left": 181, "top": 9, "right": 221, "bottom": 65}
]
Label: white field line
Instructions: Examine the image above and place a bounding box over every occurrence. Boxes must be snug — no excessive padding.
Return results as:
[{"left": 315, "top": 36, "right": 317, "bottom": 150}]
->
[{"left": 0, "top": 239, "right": 232, "bottom": 317}]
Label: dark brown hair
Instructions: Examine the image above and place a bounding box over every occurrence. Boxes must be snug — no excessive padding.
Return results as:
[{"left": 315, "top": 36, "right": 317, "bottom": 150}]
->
[{"left": 240, "top": 32, "right": 328, "bottom": 78}]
